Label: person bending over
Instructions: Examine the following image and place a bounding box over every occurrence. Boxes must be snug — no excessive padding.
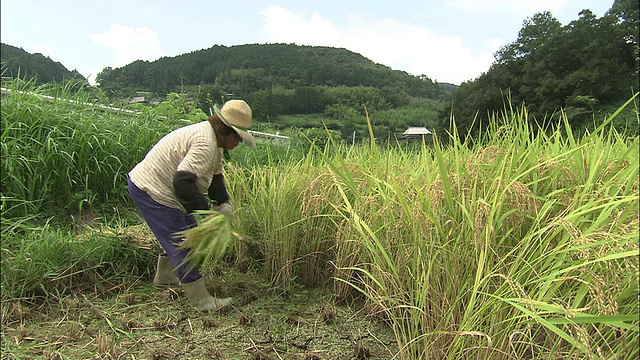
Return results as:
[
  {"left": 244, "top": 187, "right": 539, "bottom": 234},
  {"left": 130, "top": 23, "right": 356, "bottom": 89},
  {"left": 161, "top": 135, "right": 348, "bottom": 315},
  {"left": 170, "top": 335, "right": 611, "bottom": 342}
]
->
[{"left": 127, "top": 100, "right": 255, "bottom": 311}]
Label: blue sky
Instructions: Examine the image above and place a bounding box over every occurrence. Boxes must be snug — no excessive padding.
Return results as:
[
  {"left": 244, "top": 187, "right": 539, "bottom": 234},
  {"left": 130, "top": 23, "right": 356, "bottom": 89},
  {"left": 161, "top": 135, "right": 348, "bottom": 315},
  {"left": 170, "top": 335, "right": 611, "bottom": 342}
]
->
[{"left": 1, "top": 0, "right": 613, "bottom": 85}]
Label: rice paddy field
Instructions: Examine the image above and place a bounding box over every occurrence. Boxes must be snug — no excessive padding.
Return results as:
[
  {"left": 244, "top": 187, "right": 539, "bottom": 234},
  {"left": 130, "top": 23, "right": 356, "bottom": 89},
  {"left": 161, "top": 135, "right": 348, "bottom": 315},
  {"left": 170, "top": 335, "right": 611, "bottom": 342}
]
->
[{"left": 1, "top": 79, "right": 638, "bottom": 359}]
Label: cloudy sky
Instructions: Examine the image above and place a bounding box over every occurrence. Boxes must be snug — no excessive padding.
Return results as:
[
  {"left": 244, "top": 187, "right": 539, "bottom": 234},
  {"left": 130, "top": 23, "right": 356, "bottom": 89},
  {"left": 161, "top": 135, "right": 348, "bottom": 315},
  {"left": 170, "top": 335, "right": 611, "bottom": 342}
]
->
[{"left": 1, "top": 0, "right": 612, "bottom": 85}]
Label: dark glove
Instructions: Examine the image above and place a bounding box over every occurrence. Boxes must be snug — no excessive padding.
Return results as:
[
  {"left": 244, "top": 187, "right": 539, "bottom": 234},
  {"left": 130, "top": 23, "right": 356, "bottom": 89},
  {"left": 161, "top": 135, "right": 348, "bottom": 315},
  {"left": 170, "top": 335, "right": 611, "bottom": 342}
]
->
[
  {"left": 173, "top": 171, "right": 209, "bottom": 213},
  {"left": 208, "top": 174, "right": 230, "bottom": 205}
]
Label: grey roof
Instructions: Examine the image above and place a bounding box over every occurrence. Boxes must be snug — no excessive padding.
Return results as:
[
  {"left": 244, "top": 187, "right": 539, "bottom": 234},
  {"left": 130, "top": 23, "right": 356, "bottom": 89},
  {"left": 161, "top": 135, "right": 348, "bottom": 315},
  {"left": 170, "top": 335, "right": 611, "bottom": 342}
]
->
[{"left": 402, "top": 127, "right": 432, "bottom": 136}]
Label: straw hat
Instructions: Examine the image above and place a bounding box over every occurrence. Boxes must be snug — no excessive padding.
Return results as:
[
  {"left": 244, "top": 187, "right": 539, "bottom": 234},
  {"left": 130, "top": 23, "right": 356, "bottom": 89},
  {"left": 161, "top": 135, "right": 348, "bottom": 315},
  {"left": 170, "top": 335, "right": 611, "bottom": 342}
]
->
[{"left": 214, "top": 100, "right": 255, "bottom": 147}]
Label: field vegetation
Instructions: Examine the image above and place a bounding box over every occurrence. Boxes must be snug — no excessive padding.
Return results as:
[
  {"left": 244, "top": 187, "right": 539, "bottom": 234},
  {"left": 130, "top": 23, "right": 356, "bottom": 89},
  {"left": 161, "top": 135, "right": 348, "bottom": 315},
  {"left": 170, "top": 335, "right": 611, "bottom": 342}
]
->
[{"left": 1, "top": 79, "right": 638, "bottom": 359}]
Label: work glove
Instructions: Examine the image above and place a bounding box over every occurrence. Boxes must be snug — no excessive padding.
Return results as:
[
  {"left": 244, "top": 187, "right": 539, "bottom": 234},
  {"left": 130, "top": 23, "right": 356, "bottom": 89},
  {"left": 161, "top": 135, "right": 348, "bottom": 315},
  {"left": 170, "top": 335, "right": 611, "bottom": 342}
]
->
[{"left": 215, "top": 202, "right": 235, "bottom": 222}]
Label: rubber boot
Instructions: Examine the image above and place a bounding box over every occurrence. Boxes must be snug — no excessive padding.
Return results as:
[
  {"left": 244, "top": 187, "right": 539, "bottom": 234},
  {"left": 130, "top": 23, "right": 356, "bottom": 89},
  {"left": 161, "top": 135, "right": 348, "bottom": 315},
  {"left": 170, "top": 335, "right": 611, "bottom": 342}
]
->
[
  {"left": 152, "top": 254, "right": 180, "bottom": 286},
  {"left": 181, "top": 278, "right": 232, "bottom": 311}
]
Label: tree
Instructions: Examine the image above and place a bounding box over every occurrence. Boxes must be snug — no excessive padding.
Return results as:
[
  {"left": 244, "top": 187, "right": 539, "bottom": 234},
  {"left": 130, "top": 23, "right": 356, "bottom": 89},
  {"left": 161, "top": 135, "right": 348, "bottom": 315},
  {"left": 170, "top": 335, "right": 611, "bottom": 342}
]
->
[
  {"left": 608, "top": 0, "right": 639, "bottom": 71},
  {"left": 452, "top": 5, "right": 638, "bottom": 135},
  {"left": 496, "top": 11, "right": 562, "bottom": 64}
]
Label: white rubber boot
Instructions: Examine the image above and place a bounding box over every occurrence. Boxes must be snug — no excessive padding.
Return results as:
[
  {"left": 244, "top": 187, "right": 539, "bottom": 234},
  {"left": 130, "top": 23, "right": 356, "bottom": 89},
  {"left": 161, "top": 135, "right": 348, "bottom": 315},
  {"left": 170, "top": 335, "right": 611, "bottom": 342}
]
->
[
  {"left": 152, "top": 254, "right": 180, "bottom": 286},
  {"left": 181, "top": 278, "right": 232, "bottom": 311}
]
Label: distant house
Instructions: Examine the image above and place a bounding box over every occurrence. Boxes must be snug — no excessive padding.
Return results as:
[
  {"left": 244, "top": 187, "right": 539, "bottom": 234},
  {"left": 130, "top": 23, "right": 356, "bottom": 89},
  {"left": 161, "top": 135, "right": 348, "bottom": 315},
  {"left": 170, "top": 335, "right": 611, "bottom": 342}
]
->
[
  {"left": 129, "top": 95, "right": 161, "bottom": 105},
  {"left": 129, "top": 96, "right": 148, "bottom": 104},
  {"left": 402, "top": 127, "right": 432, "bottom": 140}
]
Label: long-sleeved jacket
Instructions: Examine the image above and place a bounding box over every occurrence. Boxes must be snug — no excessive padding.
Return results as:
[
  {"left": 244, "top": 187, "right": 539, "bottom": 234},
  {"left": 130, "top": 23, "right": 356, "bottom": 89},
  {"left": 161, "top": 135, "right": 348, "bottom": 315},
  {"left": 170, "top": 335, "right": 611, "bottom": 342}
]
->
[{"left": 129, "top": 120, "right": 229, "bottom": 213}]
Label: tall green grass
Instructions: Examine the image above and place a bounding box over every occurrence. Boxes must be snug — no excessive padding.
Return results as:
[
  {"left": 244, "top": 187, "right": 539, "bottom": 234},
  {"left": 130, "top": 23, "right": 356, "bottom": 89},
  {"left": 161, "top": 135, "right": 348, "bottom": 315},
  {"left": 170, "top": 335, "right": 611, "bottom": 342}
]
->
[
  {"left": 1, "top": 78, "right": 189, "bottom": 219},
  {"left": 0, "top": 79, "right": 199, "bottom": 300}
]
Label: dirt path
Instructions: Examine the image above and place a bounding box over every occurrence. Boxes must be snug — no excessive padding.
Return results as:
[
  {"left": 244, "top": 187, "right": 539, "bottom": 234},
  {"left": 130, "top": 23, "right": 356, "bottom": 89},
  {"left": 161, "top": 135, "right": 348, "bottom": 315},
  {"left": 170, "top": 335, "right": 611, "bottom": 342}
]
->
[{"left": 2, "top": 268, "right": 398, "bottom": 359}]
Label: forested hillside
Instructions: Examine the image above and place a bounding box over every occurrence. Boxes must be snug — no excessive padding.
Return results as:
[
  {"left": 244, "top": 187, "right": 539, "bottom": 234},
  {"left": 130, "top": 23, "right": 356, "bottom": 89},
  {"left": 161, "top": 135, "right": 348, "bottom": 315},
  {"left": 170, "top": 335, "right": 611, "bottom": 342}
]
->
[
  {"left": 95, "top": 43, "right": 447, "bottom": 118},
  {"left": 446, "top": 0, "right": 639, "bottom": 137},
  {"left": 2, "top": 0, "right": 637, "bottom": 140},
  {"left": 95, "top": 44, "right": 442, "bottom": 98},
  {"left": 90, "top": 43, "right": 453, "bottom": 140},
  {"left": 0, "top": 43, "right": 86, "bottom": 85}
]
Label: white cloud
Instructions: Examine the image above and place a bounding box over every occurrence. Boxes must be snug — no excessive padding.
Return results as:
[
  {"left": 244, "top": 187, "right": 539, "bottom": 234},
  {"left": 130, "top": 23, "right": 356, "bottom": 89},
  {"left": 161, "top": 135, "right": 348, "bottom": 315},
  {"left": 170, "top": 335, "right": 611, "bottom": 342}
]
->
[
  {"left": 258, "top": 6, "right": 501, "bottom": 84},
  {"left": 259, "top": 6, "right": 338, "bottom": 45},
  {"left": 485, "top": 38, "right": 505, "bottom": 51},
  {"left": 89, "top": 24, "right": 164, "bottom": 68},
  {"left": 443, "top": 0, "right": 569, "bottom": 16},
  {"left": 86, "top": 68, "right": 104, "bottom": 86}
]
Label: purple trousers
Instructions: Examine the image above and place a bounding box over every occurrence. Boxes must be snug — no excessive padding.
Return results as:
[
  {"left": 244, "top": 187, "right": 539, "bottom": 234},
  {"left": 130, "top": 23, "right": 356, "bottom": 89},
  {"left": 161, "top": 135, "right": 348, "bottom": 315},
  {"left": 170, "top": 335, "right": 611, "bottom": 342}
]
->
[{"left": 127, "top": 176, "right": 201, "bottom": 283}]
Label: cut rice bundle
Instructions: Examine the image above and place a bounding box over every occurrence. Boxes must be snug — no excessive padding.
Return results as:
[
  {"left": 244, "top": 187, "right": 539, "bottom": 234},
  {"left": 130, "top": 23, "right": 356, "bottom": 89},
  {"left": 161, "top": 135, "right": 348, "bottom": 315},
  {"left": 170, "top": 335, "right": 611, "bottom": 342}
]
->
[{"left": 175, "top": 209, "right": 239, "bottom": 270}]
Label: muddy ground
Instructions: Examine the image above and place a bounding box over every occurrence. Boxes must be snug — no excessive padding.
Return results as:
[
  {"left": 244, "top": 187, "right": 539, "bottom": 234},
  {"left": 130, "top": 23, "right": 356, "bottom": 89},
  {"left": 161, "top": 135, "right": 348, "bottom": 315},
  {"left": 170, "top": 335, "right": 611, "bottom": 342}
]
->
[{"left": 1, "top": 265, "right": 399, "bottom": 360}]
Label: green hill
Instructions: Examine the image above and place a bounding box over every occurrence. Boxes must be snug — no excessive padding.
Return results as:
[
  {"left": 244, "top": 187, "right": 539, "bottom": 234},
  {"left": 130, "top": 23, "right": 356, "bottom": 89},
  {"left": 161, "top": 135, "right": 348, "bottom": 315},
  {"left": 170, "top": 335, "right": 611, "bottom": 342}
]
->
[
  {"left": 95, "top": 43, "right": 445, "bottom": 101},
  {"left": 93, "top": 43, "right": 450, "bottom": 137},
  {"left": 1, "top": 43, "right": 87, "bottom": 85}
]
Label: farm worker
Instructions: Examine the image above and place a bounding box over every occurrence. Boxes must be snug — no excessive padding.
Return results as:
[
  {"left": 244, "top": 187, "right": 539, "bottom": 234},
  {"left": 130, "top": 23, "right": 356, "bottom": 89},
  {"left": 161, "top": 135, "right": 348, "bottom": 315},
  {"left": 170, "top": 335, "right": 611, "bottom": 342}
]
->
[{"left": 127, "top": 99, "right": 255, "bottom": 311}]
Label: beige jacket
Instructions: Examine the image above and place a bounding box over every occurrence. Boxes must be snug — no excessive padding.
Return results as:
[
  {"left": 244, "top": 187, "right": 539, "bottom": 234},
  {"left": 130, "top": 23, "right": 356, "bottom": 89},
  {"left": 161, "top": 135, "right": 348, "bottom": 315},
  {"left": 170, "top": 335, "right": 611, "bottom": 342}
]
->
[{"left": 129, "top": 121, "right": 223, "bottom": 211}]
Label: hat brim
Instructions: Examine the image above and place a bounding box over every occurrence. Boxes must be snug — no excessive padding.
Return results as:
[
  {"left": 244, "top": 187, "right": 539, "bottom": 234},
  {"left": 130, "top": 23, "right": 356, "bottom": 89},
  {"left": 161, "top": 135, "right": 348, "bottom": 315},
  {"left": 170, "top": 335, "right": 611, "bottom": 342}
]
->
[
  {"left": 214, "top": 106, "right": 256, "bottom": 147},
  {"left": 232, "top": 127, "right": 256, "bottom": 147}
]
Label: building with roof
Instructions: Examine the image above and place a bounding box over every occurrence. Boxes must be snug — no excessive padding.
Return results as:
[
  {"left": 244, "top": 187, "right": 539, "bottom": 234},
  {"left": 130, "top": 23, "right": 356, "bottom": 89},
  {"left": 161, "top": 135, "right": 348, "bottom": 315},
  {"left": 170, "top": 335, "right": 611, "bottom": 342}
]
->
[{"left": 402, "top": 126, "right": 432, "bottom": 140}]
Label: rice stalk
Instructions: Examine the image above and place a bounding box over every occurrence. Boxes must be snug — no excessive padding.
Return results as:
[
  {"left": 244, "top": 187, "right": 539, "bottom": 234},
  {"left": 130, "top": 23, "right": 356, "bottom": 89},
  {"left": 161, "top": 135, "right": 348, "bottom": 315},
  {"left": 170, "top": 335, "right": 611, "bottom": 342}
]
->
[{"left": 175, "top": 210, "right": 242, "bottom": 271}]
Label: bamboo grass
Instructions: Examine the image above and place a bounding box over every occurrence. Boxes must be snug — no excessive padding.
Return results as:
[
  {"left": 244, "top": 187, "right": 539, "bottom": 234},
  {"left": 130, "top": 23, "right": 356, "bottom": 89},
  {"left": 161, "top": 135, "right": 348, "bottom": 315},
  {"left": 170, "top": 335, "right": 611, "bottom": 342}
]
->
[{"left": 1, "top": 78, "right": 196, "bottom": 218}]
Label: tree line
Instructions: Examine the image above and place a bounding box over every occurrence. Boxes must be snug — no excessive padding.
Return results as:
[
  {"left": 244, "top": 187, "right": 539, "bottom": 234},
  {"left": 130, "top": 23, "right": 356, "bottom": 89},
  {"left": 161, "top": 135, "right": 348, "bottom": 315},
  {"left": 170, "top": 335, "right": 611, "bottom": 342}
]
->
[
  {"left": 95, "top": 44, "right": 444, "bottom": 99},
  {"left": 445, "top": 0, "right": 639, "bottom": 137}
]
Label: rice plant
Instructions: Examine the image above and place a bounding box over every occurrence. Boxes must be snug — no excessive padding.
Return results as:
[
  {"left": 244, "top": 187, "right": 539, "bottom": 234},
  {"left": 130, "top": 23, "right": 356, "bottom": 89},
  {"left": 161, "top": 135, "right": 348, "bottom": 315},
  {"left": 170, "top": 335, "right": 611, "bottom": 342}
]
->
[
  {"left": 313, "top": 100, "right": 639, "bottom": 359},
  {"left": 232, "top": 98, "right": 637, "bottom": 358},
  {"left": 176, "top": 210, "right": 238, "bottom": 271}
]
